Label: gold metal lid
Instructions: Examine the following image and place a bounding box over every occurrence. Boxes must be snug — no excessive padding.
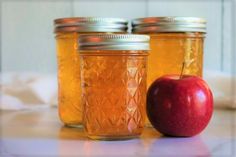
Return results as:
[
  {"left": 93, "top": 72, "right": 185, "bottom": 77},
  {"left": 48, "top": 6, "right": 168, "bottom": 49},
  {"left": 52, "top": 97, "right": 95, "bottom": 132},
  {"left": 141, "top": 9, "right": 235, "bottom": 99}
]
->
[
  {"left": 79, "top": 34, "right": 150, "bottom": 50},
  {"left": 132, "top": 17, "right": 207, "bottom": 33},
  {"left": 54, "top": 17, "right": 128, "bottom": 33}
]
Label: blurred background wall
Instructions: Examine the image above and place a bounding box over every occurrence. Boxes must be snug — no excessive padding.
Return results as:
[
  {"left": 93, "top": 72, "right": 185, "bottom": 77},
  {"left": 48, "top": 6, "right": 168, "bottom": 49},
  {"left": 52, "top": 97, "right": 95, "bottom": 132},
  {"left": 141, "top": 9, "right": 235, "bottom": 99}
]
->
[{"left": 0, "top": 0, "right": 234, "bottom": 74}]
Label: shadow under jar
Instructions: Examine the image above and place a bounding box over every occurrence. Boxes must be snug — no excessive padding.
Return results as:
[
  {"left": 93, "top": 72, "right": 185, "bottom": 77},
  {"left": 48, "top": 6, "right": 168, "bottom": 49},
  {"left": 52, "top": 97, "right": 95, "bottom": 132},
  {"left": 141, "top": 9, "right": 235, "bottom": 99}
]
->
[
  {"left": 132, "top": 17, "right": 206, "bottom": 127},
  {"left": 54, "top": 17, "right": 128, "bottom": 127},
  {"left": 79, "top": 34, "right": 150, "bottom": 140}
]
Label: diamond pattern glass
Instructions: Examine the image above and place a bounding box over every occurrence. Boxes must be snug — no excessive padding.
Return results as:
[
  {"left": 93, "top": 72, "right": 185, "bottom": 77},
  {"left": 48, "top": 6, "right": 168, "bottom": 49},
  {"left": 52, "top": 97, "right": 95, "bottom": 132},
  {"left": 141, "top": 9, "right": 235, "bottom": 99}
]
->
[{"left": 80, "top": 51, "right": 148, "bottom": 140}]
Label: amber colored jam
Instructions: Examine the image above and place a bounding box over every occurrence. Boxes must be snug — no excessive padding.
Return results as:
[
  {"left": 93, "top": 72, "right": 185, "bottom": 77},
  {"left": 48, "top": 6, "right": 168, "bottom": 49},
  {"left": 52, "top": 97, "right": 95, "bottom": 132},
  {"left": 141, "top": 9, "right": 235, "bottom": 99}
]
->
[
  {"left": 148, "top": 32, "right": 205, "bottom": 86},
  {"left": 55, "top": 32, "right": 127, "bottom": 127},
  {"left": 80, "top": 51, "right": 148, "bottom": 140},
  {"left": 139, "top": 32, "right": 205, "bottom": 126},
  {"left": 55, "top": 32, "right": 82, "bottom": 126}
]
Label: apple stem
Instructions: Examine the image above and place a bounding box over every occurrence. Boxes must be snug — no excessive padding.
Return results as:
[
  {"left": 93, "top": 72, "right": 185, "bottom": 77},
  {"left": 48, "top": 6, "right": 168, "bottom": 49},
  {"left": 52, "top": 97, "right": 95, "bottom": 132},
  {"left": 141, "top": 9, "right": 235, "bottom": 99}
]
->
[{"left": 180, "top": 62, "right": 185, "bottom": 79}]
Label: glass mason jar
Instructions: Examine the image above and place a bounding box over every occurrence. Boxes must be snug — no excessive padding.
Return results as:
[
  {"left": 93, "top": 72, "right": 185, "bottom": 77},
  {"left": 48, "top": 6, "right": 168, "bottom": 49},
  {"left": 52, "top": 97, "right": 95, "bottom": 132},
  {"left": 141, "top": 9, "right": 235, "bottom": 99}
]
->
[
  {"left": 54, "top": 17, "right": 128, "bottom": 127},
  {"left": 132, "top": 17, "right": 206, "bottom": 86},
  {"left": 132, "top": 17, "right": 206, "bottom": 127},
  {"left": 79, "top": 34, "right": 150, "bottom": 140}
]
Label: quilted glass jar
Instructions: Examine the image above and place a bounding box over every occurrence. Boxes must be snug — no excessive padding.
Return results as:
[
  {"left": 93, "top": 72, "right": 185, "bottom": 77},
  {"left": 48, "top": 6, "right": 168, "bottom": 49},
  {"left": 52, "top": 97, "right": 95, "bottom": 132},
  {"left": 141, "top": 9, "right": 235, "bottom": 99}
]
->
[
  {"left": 54, "top": 17, "right": 128, "bottom": 127},
  {"left": 79, "top": 34, "right": 149, "bottom": 140}
]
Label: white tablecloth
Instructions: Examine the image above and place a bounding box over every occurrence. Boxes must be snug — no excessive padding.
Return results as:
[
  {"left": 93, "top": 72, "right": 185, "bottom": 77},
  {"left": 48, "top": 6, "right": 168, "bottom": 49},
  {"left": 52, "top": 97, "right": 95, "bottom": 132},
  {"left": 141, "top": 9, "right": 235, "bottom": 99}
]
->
[
  {"left": 0, "top": 71, "right": 235, "bottom": 110},
  {"left": 0, "top": 73, "right": 57, "bottom": 110}
]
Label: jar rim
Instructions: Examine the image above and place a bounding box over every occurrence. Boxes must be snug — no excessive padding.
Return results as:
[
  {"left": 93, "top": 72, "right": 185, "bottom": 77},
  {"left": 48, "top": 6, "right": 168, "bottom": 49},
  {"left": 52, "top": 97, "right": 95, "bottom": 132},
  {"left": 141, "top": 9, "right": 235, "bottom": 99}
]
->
[
  {"left": 79, "top": 50, "right": 149, "bottom": 56},
  {"left": 54, "top": 17, "right": 128, "bottom": 33},
  {"left": 132, "top": 17, "right": 207, "bottom": 33},
  {"left": 79, "top": 34, "right": 150, "bottom": 51}
]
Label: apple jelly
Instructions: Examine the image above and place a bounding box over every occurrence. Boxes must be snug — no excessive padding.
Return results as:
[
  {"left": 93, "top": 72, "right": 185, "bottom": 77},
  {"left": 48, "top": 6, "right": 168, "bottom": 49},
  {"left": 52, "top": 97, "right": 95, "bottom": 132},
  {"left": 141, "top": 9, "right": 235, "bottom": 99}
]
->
[
  {"left": 54, "top": 17, "right": 128, "bottom": 127},
  {"left": 132, "top": 17, "right": 206, "bottom": 127},
  {"left": 79, "top": 34, "right": 149, "bottom": 140},
  {"left": 132, "top": 17, "right": 206, "bottom": 86}
]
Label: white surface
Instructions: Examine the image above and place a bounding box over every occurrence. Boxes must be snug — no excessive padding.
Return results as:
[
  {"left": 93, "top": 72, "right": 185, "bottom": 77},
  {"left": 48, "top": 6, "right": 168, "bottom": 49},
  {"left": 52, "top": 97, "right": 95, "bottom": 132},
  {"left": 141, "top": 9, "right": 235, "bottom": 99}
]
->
[
  {"left": 0, "top": 108, "right": 235, "bottom": 157},
  {"left": 1, "top": 0, "right": 233, "bottom": 73}
]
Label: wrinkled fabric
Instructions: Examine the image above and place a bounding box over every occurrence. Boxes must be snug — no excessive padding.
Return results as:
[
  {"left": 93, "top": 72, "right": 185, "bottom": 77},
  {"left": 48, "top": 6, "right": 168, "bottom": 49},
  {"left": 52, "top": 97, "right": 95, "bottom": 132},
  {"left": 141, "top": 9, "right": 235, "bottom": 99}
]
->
[
  {"left": 0, "top": 72, "right": 58, "bottom": 110},
  {"left": 0, "top": 71, "right": 235, "bottom": 110}
]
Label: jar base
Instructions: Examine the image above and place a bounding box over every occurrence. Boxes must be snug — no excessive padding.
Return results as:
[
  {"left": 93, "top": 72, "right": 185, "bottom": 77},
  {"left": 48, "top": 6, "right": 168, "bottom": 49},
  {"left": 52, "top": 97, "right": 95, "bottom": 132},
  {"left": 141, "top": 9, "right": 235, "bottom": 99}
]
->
[
  {"left": 64, "top": 123, "right": 83, "bottom": 128},
  {"left": 145, "top": 122, "right": 153, "bottom": 128},
  {"left": 87, "top": 134, "right": 140, "bottom": 141},
  {"left": 145, "top": 119, "right": 153, "bottom": 128}
]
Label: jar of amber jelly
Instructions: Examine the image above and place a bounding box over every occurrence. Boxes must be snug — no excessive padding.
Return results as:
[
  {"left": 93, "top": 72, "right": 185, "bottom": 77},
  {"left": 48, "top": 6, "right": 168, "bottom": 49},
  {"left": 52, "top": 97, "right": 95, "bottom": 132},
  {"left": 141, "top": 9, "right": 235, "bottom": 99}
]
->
[
  {"left": 79, "top": 34, "right": 149, "bottom": 140},
  {"left": 132, "top": 17, "right": 206, "bottom": 127},
  {"left": 54, "top": 17, "right": 128, "bottom": 127},
  {"left": 132, "top": 17, "right": 206, "bottom": 86}
]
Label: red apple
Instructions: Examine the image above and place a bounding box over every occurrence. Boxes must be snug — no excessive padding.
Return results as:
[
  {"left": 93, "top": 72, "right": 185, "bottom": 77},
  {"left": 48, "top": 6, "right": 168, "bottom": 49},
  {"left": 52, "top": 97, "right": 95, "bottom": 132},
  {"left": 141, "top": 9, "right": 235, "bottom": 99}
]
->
[{"left": 146, "top": 75, "right": 213, "bottom": 137}]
